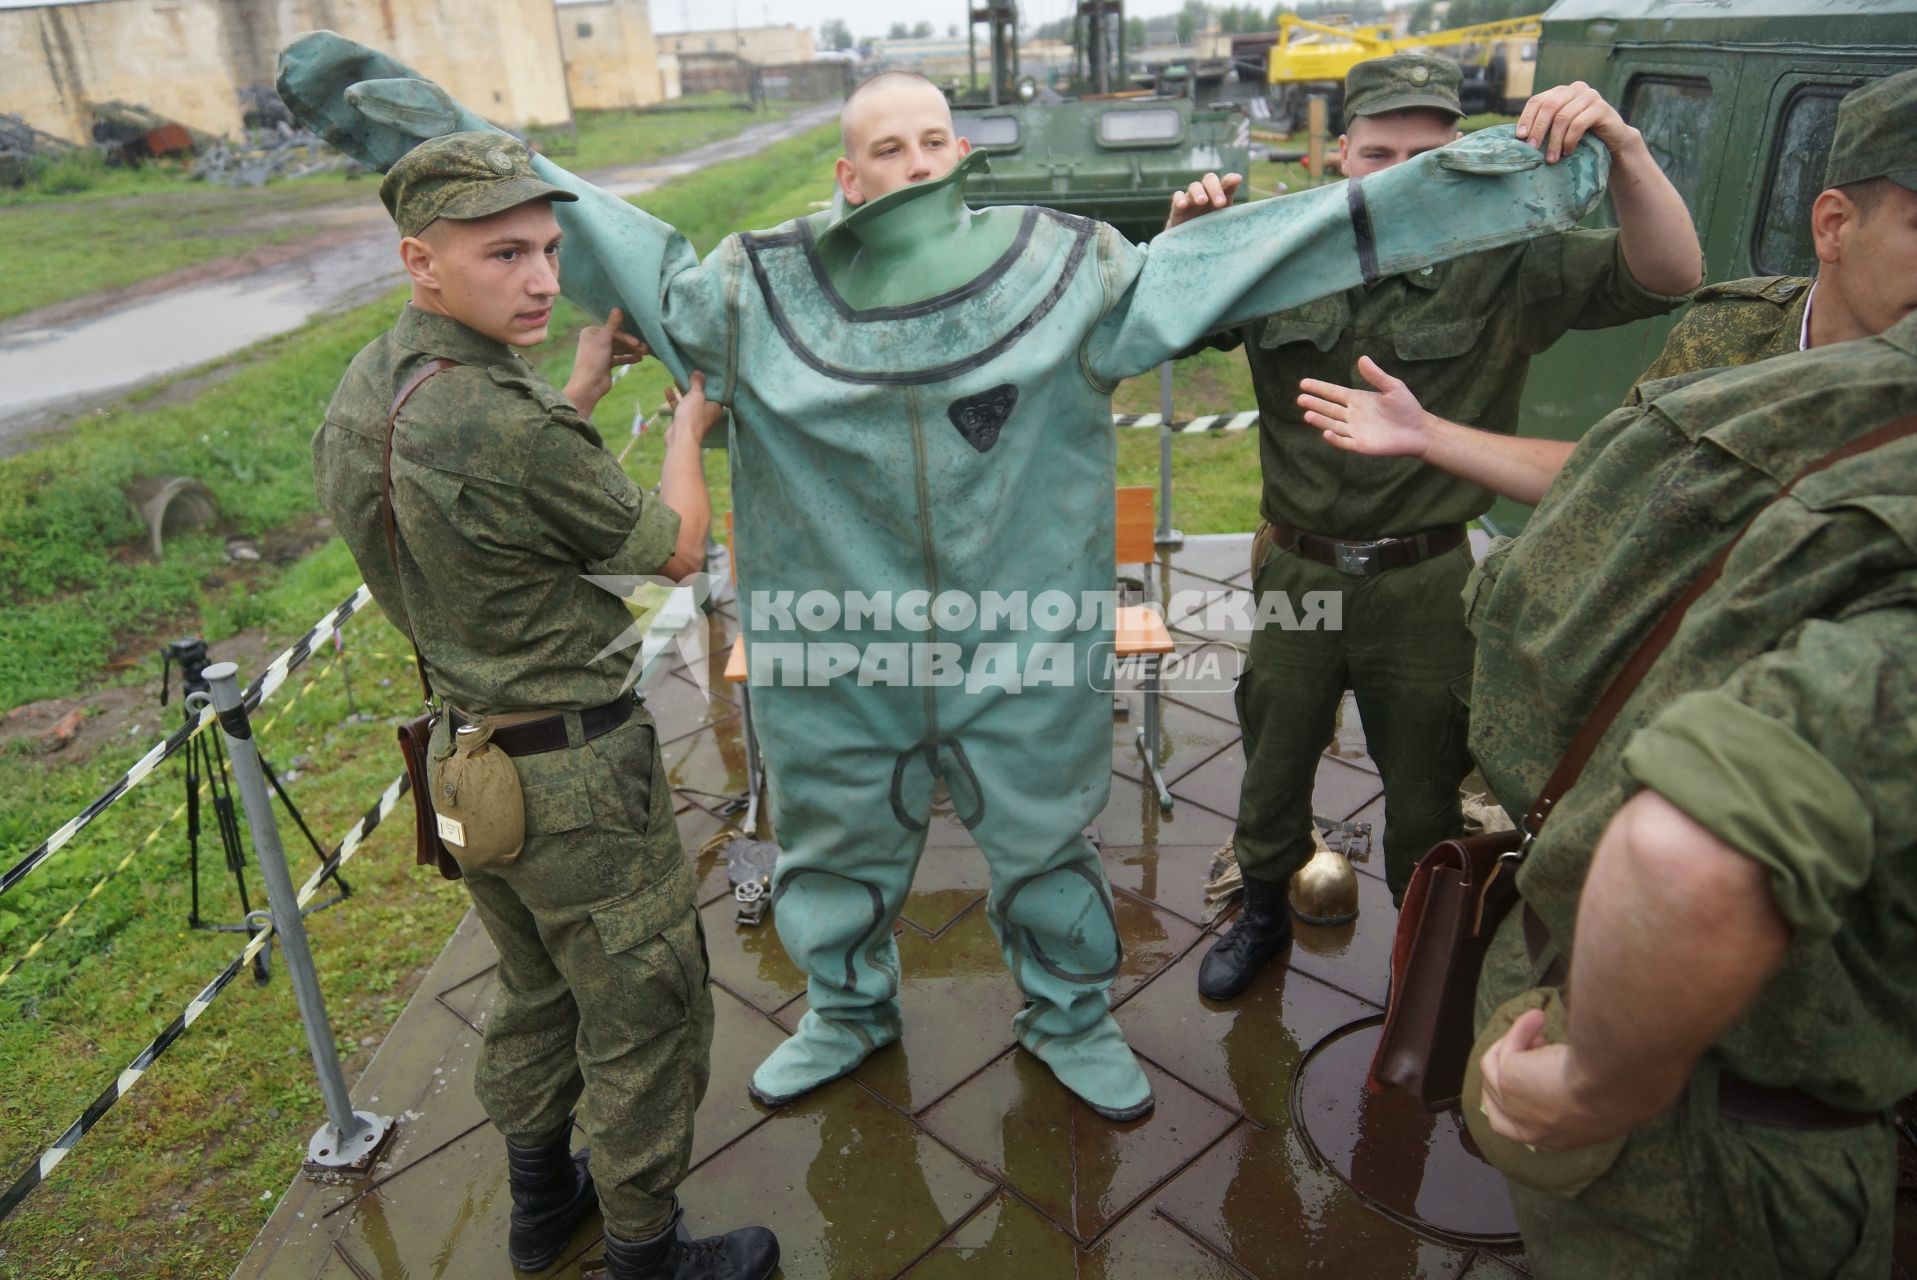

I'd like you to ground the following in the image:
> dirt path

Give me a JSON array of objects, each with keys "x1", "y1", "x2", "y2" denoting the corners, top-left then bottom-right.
[{"x1": 0, "y1": 103, "x2": 837, "y2": 458}]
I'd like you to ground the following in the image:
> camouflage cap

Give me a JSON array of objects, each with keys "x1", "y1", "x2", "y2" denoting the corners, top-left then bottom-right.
[
  {"x1": 1824, "y1": 68, "x2": 1917, "y2": 192},
  {"x1": 1344, "y1": 55, "x2": 1463, "y2": 121},
  {"x1": 379, "y1": 131, "x2": 577, "y2": 239}
]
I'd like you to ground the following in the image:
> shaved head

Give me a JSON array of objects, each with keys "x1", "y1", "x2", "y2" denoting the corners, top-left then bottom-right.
[
  {"x1": 840, "y1": 71, "x2": 948, "y2": 152},
  {"x1": 835, "y1": 70, "x2": 970, "y2": 207}
]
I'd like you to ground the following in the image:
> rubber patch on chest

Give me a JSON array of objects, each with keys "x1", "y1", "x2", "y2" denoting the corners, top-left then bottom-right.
[{"x1": 948, "y1": 384, "x2": 1019, "y2": 453}]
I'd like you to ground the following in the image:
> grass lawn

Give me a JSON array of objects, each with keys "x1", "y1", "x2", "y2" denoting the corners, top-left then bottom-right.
[
  {"x1": 527, "y1": 100, "x2": 800, "y2": 172},
  {"x1": 0, "y1": 104, "x2": 800, "y2": 324},
  {"x1": 0, "y1": 175, "x2": 369, "y2": 323},
  {"x1": 0, "y1": 114, "x2": 1279, "y2": 1276}
]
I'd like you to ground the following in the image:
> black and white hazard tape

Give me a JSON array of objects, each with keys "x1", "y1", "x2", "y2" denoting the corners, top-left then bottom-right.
[
  {"x1": 0, "y1": 586, "x2": 377, "y2": 901},
  {"x1": 0, "y1": 772, "x2": 407, "y2": 1223},
  {"x1": 1112, "y1": 411, "x2": 1260, "y2": 433}
]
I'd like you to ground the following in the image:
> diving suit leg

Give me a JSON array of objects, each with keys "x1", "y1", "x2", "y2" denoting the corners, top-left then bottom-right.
[
  {"x1": 748, "y1": 741, "x2": 933, "y2": 1106},
  {"x1": 948, "y1": 723, "x2": 1154, "y2": 1121}
]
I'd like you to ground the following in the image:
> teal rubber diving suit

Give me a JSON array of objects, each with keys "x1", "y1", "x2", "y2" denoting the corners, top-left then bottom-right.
[{"x1": 278, "y1": 33, "x2": 1609, "y2": 1120}]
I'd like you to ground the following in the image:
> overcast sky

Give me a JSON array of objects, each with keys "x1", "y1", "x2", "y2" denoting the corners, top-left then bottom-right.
[
  {"x1": 638, "y1": 0, "x2": 1200, "y2": 38},
  {"x1": 0, "y1": 0, "x2": 1206, "y2": 40}
]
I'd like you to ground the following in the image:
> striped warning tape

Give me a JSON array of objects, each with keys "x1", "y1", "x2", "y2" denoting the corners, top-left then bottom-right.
[
  {"x1": 0, "y1": 657, "x2": 346, "y2": 989},
  {"x1": 0, "y1": 586, "x2": 376, "y2": 902},
  {"x1": 1111, "y1": 410, "x2": 1260, "y2": 433},
  {"x1": 0, "y1": 772, "x2": 408, "y2": 1224}
]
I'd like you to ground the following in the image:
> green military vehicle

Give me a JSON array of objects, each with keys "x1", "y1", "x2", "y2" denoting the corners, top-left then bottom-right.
[
  {"x1": 948, "y1": 1, "x2": 1251, "y2": 243},
  {"x1": 1490, "y1": 0, "x2": 1917, "y2": 531}
]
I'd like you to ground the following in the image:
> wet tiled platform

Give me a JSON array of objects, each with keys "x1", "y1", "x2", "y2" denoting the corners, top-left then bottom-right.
[{"x1": 228, "y1": 534, "x2": 1707, "y2": 1278}]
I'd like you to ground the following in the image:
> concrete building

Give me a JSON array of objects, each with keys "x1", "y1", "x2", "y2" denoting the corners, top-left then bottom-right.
[
  {"x1": 0, "y1": 0, "x2": 575, "y2": 146},
  {"x1": 656, "y1": 22, "x2": 813, "y2": 67},
  {"x1": 558, "y1": 0, "x2": 671, "y2": 108}
]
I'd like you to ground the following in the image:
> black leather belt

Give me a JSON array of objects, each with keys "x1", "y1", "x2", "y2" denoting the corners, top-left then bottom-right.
[
  {"x1": 1269, "y1": 522, "x2": 1465, "y2": 576},
  {"x1": 1520, "y1": 904, "x2": 1877, "y2": 1131},
  {"x1": 449, "y1": 692, "x2": 635, "y2": 758}
]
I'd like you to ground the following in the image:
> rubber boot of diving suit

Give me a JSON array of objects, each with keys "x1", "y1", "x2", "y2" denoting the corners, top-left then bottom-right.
[
  {"x1": 504, "y1": 1127, "x2": 597, "y2": 1273},
  {"x1": 601, "y1": 1204, "x2": 779, "y2": 1280}
]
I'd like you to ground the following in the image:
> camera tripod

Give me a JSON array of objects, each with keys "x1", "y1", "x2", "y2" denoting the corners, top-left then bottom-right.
[{"x1": 161, "y1": 638, "x2": 349, "y2": 982}]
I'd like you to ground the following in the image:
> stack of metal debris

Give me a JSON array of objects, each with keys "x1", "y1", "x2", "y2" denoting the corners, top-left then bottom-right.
[
  {"x1": 0, "y1": 113, "x2": 76, "y2": 187},
  {"x1": 89, "y1": 100, "x2": 217, "y2": 164},
  {"x1": 193, "y1": 85, "x2": 358, "y2": 187}
]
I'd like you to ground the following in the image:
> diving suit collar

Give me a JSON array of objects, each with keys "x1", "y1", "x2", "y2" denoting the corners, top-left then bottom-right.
[{"x1": 820, "y1": 149, "x2": 992, "y2": 258}]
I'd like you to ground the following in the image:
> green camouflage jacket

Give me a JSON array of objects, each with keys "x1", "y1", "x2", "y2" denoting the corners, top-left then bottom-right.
[
  {"x1": 313, "y1": 305, "x2": 680, "y2": 714},
  {"x1": 1632, "y1": 274, "x2": 1811, "y2": 393},
  {"x1": 1467, "y1": 309, "x2": 1917, "y2": 1110}
]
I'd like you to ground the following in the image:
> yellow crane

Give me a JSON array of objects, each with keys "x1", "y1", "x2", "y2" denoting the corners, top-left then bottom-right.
[{"x1": 1264, "y1": 13, "x2": 1542, "y2": 131}]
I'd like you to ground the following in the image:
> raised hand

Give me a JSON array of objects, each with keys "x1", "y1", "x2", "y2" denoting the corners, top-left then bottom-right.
[
  {"x1": 1164, "y1": 171, "x2": 1245, "y2": 231},
  {"x1": 1516, "y1": 81, "x2": 1635, "y2": 165},
  {"x1": 1296, "y1": 356, "x2": 1430, "y2": 457},
  {"x1": 566, "y1": 306, "x2": 649, "y2": 419}
]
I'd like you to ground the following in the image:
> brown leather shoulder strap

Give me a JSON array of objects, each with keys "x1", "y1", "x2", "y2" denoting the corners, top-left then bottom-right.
[
  {"x1": 382, "y1": 357, "x2": 458, "y2": 703},
  {"x1": 1525, "y1": 412, "x2": 1917, "y2": 837}
]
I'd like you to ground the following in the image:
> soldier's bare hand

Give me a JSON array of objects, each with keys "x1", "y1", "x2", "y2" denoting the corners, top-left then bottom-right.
[
  {"x1": 566, "y1": 306, "x2": 649, "y2": 419},
  {"x1": 1297, "y1": 356, "x2": 1429, "y2": 457},
  {"x1": 1164, "y1": 172, "x2": 1244, "y2": 231},
  {"x1": 1477, "y1": 1008, "x2": 1619, "y2": 1151},
  {"x1": 1517, "y1": 81, "x2": 1632, "y2": 164},
  {"x1": 670, "y1": 371, "x2": 726, "y2": 444}
]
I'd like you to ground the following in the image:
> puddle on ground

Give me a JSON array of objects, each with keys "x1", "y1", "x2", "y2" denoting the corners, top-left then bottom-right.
[{"x1": 0, "y1": 234, "x2": 402, "y2": 446}]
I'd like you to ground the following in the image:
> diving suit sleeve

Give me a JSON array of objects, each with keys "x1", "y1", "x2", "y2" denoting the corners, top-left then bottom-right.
[
  {"x1": 275, "y1": 31, "x2": 734, "y2": 394},
  {"x1": 1084, "y1": 127, "x2": 1613, "y2": 385}
]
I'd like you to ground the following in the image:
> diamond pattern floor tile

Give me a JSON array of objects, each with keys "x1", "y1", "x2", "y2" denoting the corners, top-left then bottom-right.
[
  {"x1": 660, "y1": 717, "x2": 753, "y2": 805},
  {"x1": 700, "y1": 893, "x2": 808, "y2": 1013},
  {"x1": 676, "y1": 800, "x2": 748, "y2": 908},
  {"x1": 1101, "y1": 844, "x2": 1224, "y2": 928},
  {"x1": 900, "y1": 840, "x2": 991, "y2": 936},
  {"x1": 1083, "y1": 1204, "x2": 1245, "y2": 1279},
  {"x1": 852, "y1": 909, "x2": 1025, "y2": 1115},
  {"x1": 1111, "y1": 700, "x2": 1241, "y2": 789},
  {"x1": 1111, "y1": 890, "x2": 1203, "y2": 1004},
  {"x1": 691, "y1": 986, "x2": 785, "y2": 1167},
  {"x1": 328, "y1": 1129, "x2": 602, "y2": 1280},
  {"x1": 1096, "y1": 773, "x2": 1236, "y2": 850},
  {"x1": 676, "y1": 1080, "x2": 995, "y2": 1280},
  {"x1": 1153, "y1": 1123, "x2": 1474, "y2": 1280},
  {"x1": 920, "y1": 1053, "x2": 1237, "y2": 1243},
  {"x1": 1117, "y1": 947, "x2": 1378, "y2": 1128},
  {"x1": 900, "y1": 1190, "x2": 1082, "y2": 1277}
]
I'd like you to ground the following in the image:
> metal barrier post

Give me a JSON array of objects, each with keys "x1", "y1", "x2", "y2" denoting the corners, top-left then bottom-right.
[
  {"x1": 199, "y1": 662, "x2": 391, "y2": 1175},
  {"x1": 1155, "y1": 362, "x2": 1185, "y2": 550}
]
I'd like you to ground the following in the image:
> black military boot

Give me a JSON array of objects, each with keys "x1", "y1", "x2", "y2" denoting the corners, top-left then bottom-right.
[
  {"x1": 505, "y1": 1127, "x2": 598, "y2": 1273},
  {"x1": 602, "y1": 1204, "x2": 779, "y2": 1280},
  {"x1": 1197, "y1": 873, "x2": 1293, "y2": 1000}
]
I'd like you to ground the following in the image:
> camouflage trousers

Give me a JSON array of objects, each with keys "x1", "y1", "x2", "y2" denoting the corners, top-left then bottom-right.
[
  {"x1": 430, "y1": 710, "x2": 715, "y2": 1240},
  {"x1": 1229, "y1": 526, "x2": 1476, "y2": 903}
]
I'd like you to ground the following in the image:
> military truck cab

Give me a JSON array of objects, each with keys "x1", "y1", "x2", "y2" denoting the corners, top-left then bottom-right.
[{"x1": 1495, "y1": 0, "x2": 1917, "y2": 531}]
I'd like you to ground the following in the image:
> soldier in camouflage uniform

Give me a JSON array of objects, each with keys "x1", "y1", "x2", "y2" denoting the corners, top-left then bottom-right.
[
  {"x1": 1637, "y1": 68, "x2": 1917, "y2": 384},
  {"x1": 310, "y1": 133, "x2": 778, "y2": 1280},
  {"x1": 1300, "y1": 69, "x2": 1917, "y2": 505},
  {"x1": 1167, "y1": 56, "x2": 1702, "y2": 1000},
  {"x1": 1457, "y1": 305, "x2": 1917, "y2": 1279}
]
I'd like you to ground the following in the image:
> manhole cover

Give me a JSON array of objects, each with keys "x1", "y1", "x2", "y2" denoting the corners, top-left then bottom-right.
[{"x1": 1292, "y1": 1015, "x2": 1520, "y2": 1246}]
